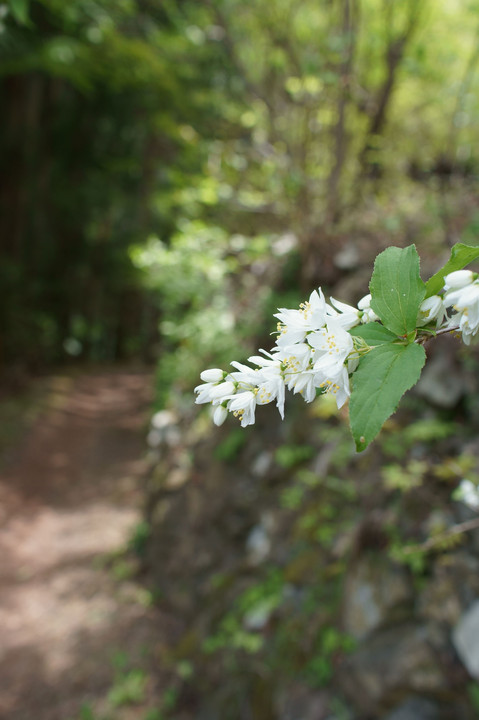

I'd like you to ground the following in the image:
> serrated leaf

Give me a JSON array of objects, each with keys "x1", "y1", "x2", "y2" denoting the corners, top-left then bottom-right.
[
  {"x1": 350, "y1": 323, "x2": 397, "y2": 345},
  {"x1": 349, "y1": 342, "x2": 426, "y2": 452},
  {"x1": 369, "y1": 245, "x2": 426, "y2": 336},
  {"x1": 425, "y1": 242, "x2": 479, "y2": 298}
]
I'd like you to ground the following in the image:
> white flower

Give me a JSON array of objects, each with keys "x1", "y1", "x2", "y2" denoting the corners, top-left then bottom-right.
[
  {"x1": 230, "y1": 361, "x2": 261, "y2": 387},
  {"x1": 287, "y1": 368, "x2": 317, "y2": 403},
  {"x1": 444, "y1": 281, "x2": 479, "y2": 344},
  {"x1": 194, "y1": 381, "x2": 217, "y2": 404},
  {"x1": 328, "y1": 297, "x2": 361, "y2": 330},
  {"x1": 195, "y1": 377, "x2": 236, "y2": 404},
  {"x1": 257, "y1": 366, "x2": 286, "y2": 419},
  {"x1": 308, "y1": 321, "x2": 354, "y2": 375},
  {"x1": 444, "y1": 282, "x2": 479, "y2": 310},
  {"x1": 455, "y1": 479, "x2": 479, "y2": 510},
  {"x1": 227, "y1": 390, "x2": 258, "y2": 427},
  {"x1": 417, "y1": 295, "x2": 445, "y2": 328},
  {"x1": 247, "y1": 352, "x2": 286, "y2": 419},
  {"x1": 278, "y1": 342, "x2": 312, "y2": 374},
  {"x1": 200, "y1": 368, "x2": 225, "y2": 383},
  {"x1": 274, "y1": 288, "x2": 328, "y2": 347},
  {"x1": 278, "y1": 343, "x2": 316, "y2": 402},
  {"x1": 444, "y1": 270, "x2": 475, "y2": 291},
  {"x1": 357, "y1": 293, "x2": 379, "y2": 323},
  {"x1": 213, "y1": 404, "x2": 228, "y2": 426},
  {"x1": 208, "y1": 380, "x2": 237, "y2": 402},
  {"x1": 315, "y1": 364, "x2": 350, "y2": 409}
]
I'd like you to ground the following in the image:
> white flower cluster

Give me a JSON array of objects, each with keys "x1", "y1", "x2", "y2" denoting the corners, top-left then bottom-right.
[
  {"x1": 415, "y1": 270, "x2": 479, "y2": 342},
  {"x1": 195, "y1": 289, "x2": 369, "y2": 427},
  {"x1": 443, "y1": 270, "x2": 479, "y2": 344},
  {"x1": 195, "y1": 268, "x2": 479, "y2": 428}
]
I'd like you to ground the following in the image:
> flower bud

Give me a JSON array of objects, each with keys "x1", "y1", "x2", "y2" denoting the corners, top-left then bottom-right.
[
  {"x1": 357, "y1": 294, "x2": 372, "y2": 310},
  {"x1": 444, "y1": 270, "x2": 474, "y2": 291},
  {"x1": 418, "y1": 295, "x2": 444, "y2": 325},
  {"x1": 213, "y1": 405, "x2": 228, "y2": 426},
  {"x1": 200, "y1": 368, "x2": 225, "y2": 383},
  {"x1": 208, "y1": 380, "x2": 235, "y2": 400}
]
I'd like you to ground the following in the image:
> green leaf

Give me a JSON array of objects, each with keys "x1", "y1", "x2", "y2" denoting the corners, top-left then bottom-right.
[
  {"x1": 349, "y1": 342, "x2": 426, "y2": 452},
  {"x1": 369, "y1": 245, "x2": 426, "y2": 337},
  {"x1": 425, "y1": 243, "x2": 479, "y2": 298},
  {"x1": 8, "y1": 0, "x2": 30, "y2": 25},
  {"x1": 350, "y1": 323, "x2": 397, "y2": 345}
]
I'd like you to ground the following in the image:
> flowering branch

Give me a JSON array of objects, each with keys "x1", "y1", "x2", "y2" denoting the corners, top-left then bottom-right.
[{"x1": 195, "y1": 243, "x2": 479, "y2": 451}]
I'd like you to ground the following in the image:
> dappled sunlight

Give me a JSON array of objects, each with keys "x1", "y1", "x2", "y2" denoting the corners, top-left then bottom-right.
[{"x1": 3, "y1": 0, "x2": 479, "y2": 717}]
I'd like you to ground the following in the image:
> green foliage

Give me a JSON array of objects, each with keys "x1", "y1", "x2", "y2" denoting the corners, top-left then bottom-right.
[
  {"x1": 214, "y1": 428, "x2": 247, "y2": 462},
  {"x1": 350, "y1": 342, "x2": 426, "y2": 452},
  {"x1": 7, "y1": 0, "x2": 30, "y2": 25},
  {"x1": 203, "y1": 570, "x2": 283, "y2": 655},
  {"x1": 280, "y1": 485, "x2": 305, "y2": 510},
  {"x1": 382, "y1": 460, "x2": 428, "y2": 492},
  {"x1": 4, "y1": 0, "x2": 479, "y2": 380},
  {"x1": 128, "y1": 520, "x2": 151, "y2": 557},
  {"x1": 369, "y1": 245, "x2": 425, "y2": 337},
  {"x1": 76, "y1": 705, "x2": 104, "y2": 720},
  {"x1": 131, "y1": 226, "x2": 275, "y2": 406},
  {"x1": 304, "y1": 628, "x2": 356, "y2": 688},
  {"x1": 425, "y1": 242, "x2": 479, "y2": 298},
  {"x1": 390, "y1": 542, "x2": 428, "y2": 575},
  {"x1": 468, "y1": 683, "x2": 479, "y2": 713},
  {"x1": 107, "y1": 668, "x2": 147, "y2": 707},
  {"x1": 275, "y1": 444, "x2": 314, "y2": 469},
  {"x1": 350, "y1": 323, "x2": 397, "y2": 346},
  {"x1": 380, "y1": 417, "x2": 457, "y2": 458}
]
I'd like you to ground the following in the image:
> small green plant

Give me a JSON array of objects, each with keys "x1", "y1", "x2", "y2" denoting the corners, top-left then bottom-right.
[
  {"x1": 468, "y1": 683, "x2": 479, "y2": 713},
  {"x1": 214, "y1": 428, "x2": 247, "y2": 461},
  {"x1": 108, "y1": 669, "x2": 148, "y2": 707},
  {"x1": 76, "y1": 705, "x2": 103, "y2": 720},
  {"x1": 129, "y1": 520, "x2": 152, "y2": 557},
  {"x1": 382, "y1": 459, "x2": 428, "y2": 492},
  {"x1": 275, "y1": 444, "x2": 314, "y2": 469},
  {"x1": 280, "y1": 485, "x2": 305, "y2": 509},
  {"x1": 203, "y1": 571, "x2": 284, "y2": 655},
  {"x1": 304, "y1": 627, "x2": 356, "y2": 687}
]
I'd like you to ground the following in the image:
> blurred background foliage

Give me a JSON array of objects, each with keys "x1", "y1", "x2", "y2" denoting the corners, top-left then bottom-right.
[
  {"x1": 3, "y1": 0, "x2": 479, "y2": 398},
  {"x1": 4, "y1": 1, "x2": 479, "y2": 718}
]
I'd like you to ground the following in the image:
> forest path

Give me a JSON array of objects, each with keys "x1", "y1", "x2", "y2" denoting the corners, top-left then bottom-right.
[{"x1": 0, "y1": 369, "x2": 172, "y2": 720}]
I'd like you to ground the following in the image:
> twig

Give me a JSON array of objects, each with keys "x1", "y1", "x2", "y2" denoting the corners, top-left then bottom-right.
[
  {"x1": 400, "y1": 516, "x2": 479, "y2": 555},
  {"x1": 416, "y1": 326, "x2": 460, "y2": 345}
]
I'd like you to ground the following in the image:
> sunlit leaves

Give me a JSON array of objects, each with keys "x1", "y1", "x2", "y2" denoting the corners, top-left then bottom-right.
[
  {"x1": 369, "y1": 245, "x2": 426, "y2": 337},
  {"x1": 7, "y1": 0, "x2": 30, "y2": 25},
  {"x1": 425, "y1": 242, "x2": 479, "y2": 298}
]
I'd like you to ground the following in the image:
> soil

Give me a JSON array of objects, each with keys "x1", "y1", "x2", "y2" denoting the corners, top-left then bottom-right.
[{"x1": 0, "y1": 369, "x2": 174, "y2": 720}]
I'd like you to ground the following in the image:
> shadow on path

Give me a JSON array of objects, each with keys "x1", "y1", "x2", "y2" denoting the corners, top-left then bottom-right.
[{"x1": 0, "y1": 369, "x2": 175, "y2": 720}]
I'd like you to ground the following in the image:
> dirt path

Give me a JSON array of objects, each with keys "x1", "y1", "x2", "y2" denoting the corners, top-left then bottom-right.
[{"x1": 0, "y1": 369, "x2": 172, "y2": 720}]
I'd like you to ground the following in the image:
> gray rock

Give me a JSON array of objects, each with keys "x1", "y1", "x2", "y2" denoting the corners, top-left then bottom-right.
[
  {"x1": 245, "y1": 512, "x2": 275, "y2": 565},
  {"x1": 275, "y1": 683, "x2": 337, "y2": 720},
  {"x1": 334, "y1": 243, "x2": 360, "y2": 270},
  {"x1": 342, "y1": 555, "x2": 413, "y2": 640},
  {"x1": 251, "y1": 450, "x2": 273, "y2": 478},
  {"x1": 419, "y1": 553, "x2": 479, "y2": 626},
  {"x1": 415, "y1": 350, "x2": 467, "y2": 408},
  {"x1": 340, "y1": 623, "x2": 447, "y2": 714},
  {"x1": 384, "y1": 697, "x2": 441, "y2": 720},
  {"x1": 452, "y1": 600, "x2": 479, "y2": 679}
]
